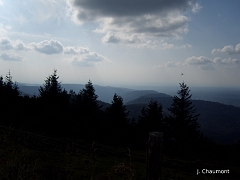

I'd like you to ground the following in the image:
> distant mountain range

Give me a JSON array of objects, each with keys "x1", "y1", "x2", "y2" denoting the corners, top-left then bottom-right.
[
  {"x1": 18, "y1": 83, "x2": 133, "y2": 103},
  {"x1": 124, "y1": 93, "x2": 240, "y2": 144},
  {"x1": 18, "y1": 83, "x2": 240, "y2": 144},
  {"x1": 18, "y1": 83, "x2": 240, "y2": 107}
]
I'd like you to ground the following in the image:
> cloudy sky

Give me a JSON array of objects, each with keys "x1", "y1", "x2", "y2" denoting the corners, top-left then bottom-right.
[{"x1": 0, "y1": 0, "x2": 239, "y2": 88}]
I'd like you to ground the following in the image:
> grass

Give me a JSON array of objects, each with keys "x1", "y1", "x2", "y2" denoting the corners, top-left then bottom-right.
[{"x1": 0, "y1": 126, "x2": 239, "y2": 179}]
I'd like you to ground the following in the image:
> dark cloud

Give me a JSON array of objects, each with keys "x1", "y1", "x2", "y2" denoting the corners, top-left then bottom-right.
[
  {"x1": 72, "y1": 0, "x2": 192, "y2": 20},
  {"x1": 68, "y1": 0, "x2": 199, "y2": 46},
  {"x1": 30, "y1": 39, "x2": 63, "y2": 54},
  {"x1": 0, "y1": 52, "x2": 23, "y2": 61}
]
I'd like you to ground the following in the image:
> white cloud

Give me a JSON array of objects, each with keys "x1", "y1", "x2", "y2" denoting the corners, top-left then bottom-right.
[
  {"x1": 64, "y1": 45, "x2": 110, "y2": 66},
  {"x1": 67, "y1": 0, "x2": 200, "y2": 47},
  {"x1": 191, "y1": 2, "x2": 202, "y2": 13},
  {"x1": 185, "y1": 56, "x2": 214, "y2": 70},
  {"x1": 0, "y1": 36, "x2": 109, "y2": 66},
  {"x1": 64, "y1": 46, "x2": 90, "y2": 54},
  {"x1": 0, "y1": 0, "x2": 3, "y2": 6},
  {"x1": 72, "y1": 52, "x2": 108, "y2": 66},
  {"x1": 214, "y1": 57, "x2": 240, "y2": 64},
  {"x1": 16, "y1": 15, "x2": 27, "y2": 26},
  {"x1": 166, "y1": 61, "x2": 183, "y2": 67},
  {"x1": 156, "y1": 56, "x2": 239, "y2": 70},
  {"x1": 0, "y1": 37, "x2": 30, "y2": 50},
  {"x1": 0, "y1": 37, "x2": 13, "y2": 50},
  {"x1": 185, "y1": 56, "x2": 239, "y2": 70},
  {"x1": 30, "y1": 39, "x2": 63, "y2": 54},
  {"x1": 101, "y1": 32, "x2": 138, "y2": 44},
  {"x1": 0, "y1": 24, "x2": 11, "y2": 34},
  {"x1": 0, "y1": 52, "x2": 23, "y2": 61},
  {"x1": 212, "y1": 44, "x2": 240, "y2": 55},
  {"x1": 15, "y1": 40, "x2": 30, "y2": 50},
  {"x1": 154, "y1": 61, "x2": 183, "y2": 69},
  {"x1": 185, "y1": 56, "x2": 212, "y2": 65}
]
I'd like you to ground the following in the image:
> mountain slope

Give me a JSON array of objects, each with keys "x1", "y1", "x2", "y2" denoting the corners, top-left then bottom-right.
[
  {"x1": 126, "y1": 94, "x2": 240, "y2": 144},
  {"x1": 121, "y1": 90, "x2": 160, "y2": 103}
]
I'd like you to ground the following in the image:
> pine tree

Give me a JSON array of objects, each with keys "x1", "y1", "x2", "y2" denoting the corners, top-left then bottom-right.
[
  {"x1": 167, "y1": 82, "x2": 200, "y2": 143},
  {"x1": 76, "y1": 80, "x2": 102, "y2": 140},
  {"x1": 0, "y1": 71, "x2": 20, "y2": 126},
  {"x1": 39, "y1": 70, "x2": 70, "y2": 106},
  {"x1": 77, "y1": 80, "x2": 101, "y2": 113},
  {"x1": 38, "y1": 70, "x2": 70, "y2": 136},
  {"x1": 105, "y1": 93, "x2": 129, "y2": 145},
  {"x1": 105, "y1": 93, "x2": 129, "y2": 128},
  {"x1": 4, "y1": 70, "x2": 20, "y2": 97},
  {"x1": 0, "y1": 76, "x2": 4, "y2": 98},
  {"x1": 138, "y1": 100, "x2": 164, "y2": 132},
  {"x1": 39, "y1": 69, "x2": 63, "y2": 103}
]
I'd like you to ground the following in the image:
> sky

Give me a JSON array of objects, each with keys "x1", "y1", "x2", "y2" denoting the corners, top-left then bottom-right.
[{"x1": 0, "y1": 0, "x2": 240, "y2": 89}]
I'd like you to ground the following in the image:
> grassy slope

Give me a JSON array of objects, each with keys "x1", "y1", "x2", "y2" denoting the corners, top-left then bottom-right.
[{"x1": 1, "y1": 126, "x2": 239, "y2": 180}]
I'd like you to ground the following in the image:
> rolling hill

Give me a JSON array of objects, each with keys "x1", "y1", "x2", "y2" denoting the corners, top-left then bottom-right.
[{"x1": 125, "y1": 93, "x2": 240, "y2": 144}]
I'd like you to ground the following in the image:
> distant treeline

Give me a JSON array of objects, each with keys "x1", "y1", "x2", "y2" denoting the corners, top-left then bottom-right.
[{"x1": 0, "y1": 70, "x2": 213, "y2": 155}]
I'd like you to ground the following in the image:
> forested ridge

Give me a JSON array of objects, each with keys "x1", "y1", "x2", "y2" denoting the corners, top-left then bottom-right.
[
  {"x1": 1, "y1": 70, "x2": 240, "y2": 179},
  {"x1": 0, "y1": 70, "x2": 202, "y2": 147}
]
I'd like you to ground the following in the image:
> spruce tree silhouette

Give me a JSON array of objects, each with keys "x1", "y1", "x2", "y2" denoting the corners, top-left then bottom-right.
[
  {"x1": 0, "y1": 71, "x2": 20, "y2": 127},
  {"x1": 138, "y1": 100, "x2": 164, "y2": 133},
  {"x1": 106, "y1": 93, "x2": 129, "y2": 127},
  {"x1": 38, "y1": 70, "x2": 70, "y2": 136},
  {"x1": 105, "y1": 94, "x2": 129, "y2": 145},
  {"x1": 4, "y1": 70, "x2": 20, "y2": 98},
  {"x1": 78, "y1": 80, "x2": 101, "y2": 114},
  {"x1": 167, "y1": 82, "x2": 200, "y2": 146},
  {"x1": 0, "y1": 76, "x2": 4, "y2": 99},
  {"x1": 137, "y1": 100, "x2": 165, "y2": 147},
  {"x1": 39, "y1": 70, "x2": 63, "y2": 105},
  {"x1": 76, "y1": 80, "x2": 102, "y2": 140}
]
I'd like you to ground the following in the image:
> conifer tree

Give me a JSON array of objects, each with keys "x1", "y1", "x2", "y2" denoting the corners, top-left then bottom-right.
[
  {"x1": 4, "y1": 70, "x2": 20, "y2": 97},
  {"x1": 38, "y1": 70, "x2": 70, "y2": 136},
  {"x1": 39, "y1": 69, "x2": 63, "y2": 103},
  {"x1": 105, "y1": 93, "x2": 129, "y2": 128},
  {"x1": 0, "y1": 71, "x2": 20, "y2": 126},
  {"x1": 105, "y1": 93, "x2": 129, "y2": 145},
  {"x1": 39, "y1": 70, "x2": 70, "y2": 106},
  {"x1": 75, "y1": 80, "x2": 102, "y2": 140},
  {"x1": 138, "y1": 100, "x2": 164, "y2": 132},
  {"x1": 77, "y1": 80, "x2": 101, "y2": 113},
  {"x1": 167, "y1": 82, "x2": 200, "y2": 143},
  {"x1": 0, "y1": 76, "x2": 4, "y2": 97}
]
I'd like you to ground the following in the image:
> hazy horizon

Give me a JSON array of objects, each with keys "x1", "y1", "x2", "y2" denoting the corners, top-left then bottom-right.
[{"x1": 17, "y1": 80, "x2": 240, "y2": 90}]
